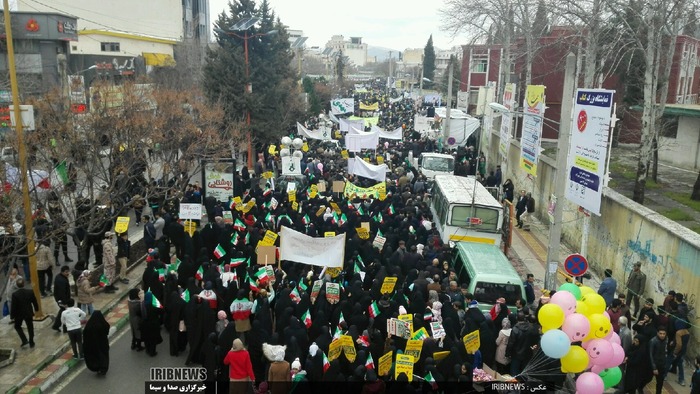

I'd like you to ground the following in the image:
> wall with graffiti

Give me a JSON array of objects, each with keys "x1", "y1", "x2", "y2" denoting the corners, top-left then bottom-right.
[{"x1": 489, "y1": 131, "x2": 700, "y2": 359}]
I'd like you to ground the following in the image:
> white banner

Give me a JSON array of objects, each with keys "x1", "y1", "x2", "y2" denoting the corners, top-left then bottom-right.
[
  {"x1": 519, "y1": 85, "x2": 545, "y2": 176},
  {"x1": 498, "y1": 83, "x2": 516, "y2": 157},
  {"x1": 179, "y1": 203, "x2": 202, "y2": 220},
  {"x1": 339, "y1": 118, "x2": 365, "y2": 132},
  {"x1": 328, "y1": 111, "x2": 340, "y2": 124},
  {"x1": 565, "y1": 89, "x2": 615, "y2": 216},
  {"x1": 371, "y1": 125, "x2": 404, "y2": 140},
  {"x1": 281, "y1": 156, "x2": 302, "y2": 176},
  {"x1": 330, "y1": 98, "x2": 354, "y2": 115},
  {"x1": 279, "y1": 226, "x2": 346, "y2": 268},
  {"x1": 389, "y1": 96, "x2": 403, "y2": 104},
  {"x1": 297, "y1": 122, "x2": 331, "y2": 140},
  {"x1": 347, "y1": 157, "x2": 387, "y2": 182},
  {"x1": 345, "y1": 130, "x2": 380, "y2": 152}
]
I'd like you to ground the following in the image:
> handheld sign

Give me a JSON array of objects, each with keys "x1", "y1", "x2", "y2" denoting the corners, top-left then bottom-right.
[
  {"x1": 395, "y1": 354, "x2": 414, "y2": 381},
  {"x1": 463, "y1": 330, "x2": 481, "y2": 354},
  {"x1": 114, "y1": 216, "x2": 130, "y2": 234},
  {"x1": 380, "y1": 277, "x2": 397, "y2": 294},
  {"x1": 378, "y1": 351, "x2": 393, "y2": 376}
]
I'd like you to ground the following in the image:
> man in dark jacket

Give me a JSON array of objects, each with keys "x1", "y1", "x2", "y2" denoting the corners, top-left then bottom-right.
[
  {"x1": 506, "y1": 313, "x2": 536, "y2": 376},
  {"x1": 11, "y1": 278, "x2": 39, "y2": 347},
  {"x1": 142, "y1": 215, "x2": 156, "y2": 249},
  {"x1": 515, "y1": 191, "x2": 527, "y2": 228},
  {"x1": 649, "y1": 327, "x2": 668, "y2": 394},
  {"x1": 52, "y1": 265, "x2": 72, "y2": 331},
  {"x1": 117, "y1": 232, "x2": 130, "y2": 284}
]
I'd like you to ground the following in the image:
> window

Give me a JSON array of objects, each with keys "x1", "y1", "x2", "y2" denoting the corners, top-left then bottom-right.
[
  {"x1": 450, "y1": 206, "x2": 499, "y2": 232},
  {"x1": 100, "y1": 42, "x2": 120, "y2": 52},
  {"x1": 472, "y1": 55, "x2": 488, "y2": 73},
  {"x1": 474, "y1": 282, "x2": 522, "y2": 305},
  {"x1": 659, "y1": 115, "x2": 678, "y2": 139}
]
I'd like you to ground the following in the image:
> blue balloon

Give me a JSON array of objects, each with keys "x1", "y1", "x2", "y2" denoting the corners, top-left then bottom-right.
[{"x1": 541, "y1": 329, "x2": 571, "y2": 359}]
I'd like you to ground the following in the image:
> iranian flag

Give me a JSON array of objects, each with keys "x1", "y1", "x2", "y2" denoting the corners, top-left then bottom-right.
[
  {"x1": 357, "y1": 205, "x2": 366, "y2": 216},
  {"x1": 356, "y1": 255, "x2": 364, "y2": 267},
  {"x1": 333, "y1": 326, "x2": 342, "y2": 340},
  {"x1": 373, "y1": 212, "x2": 383, "y2": 224},
  {"x1": 339, "y1": 311, "x2": 346, "y2": 326},
  {"x1": 298, "y1": 280, "x2": 308, "y2": 292},
  {"x1": 368, "y1": 301, "x2": 380, "y2": 318},
  {"x1": 231, "y1": 232, "x2": 240, "y2": 245},
  {"x1": 231, "y1": 270, "x2": 238, "y2": 284},
  {"x1": 387, "y1": 204, "x2": 396, "y2": 215},
  {"x1": 377, "y1": 229, "x2": 384, "y2": 238},
  {"x1": 156, "y1": 267, "x2": 165, "y2": 282},
  {"x1": 263, "y1": 186, "x2": 272, "y2": 196},
  {"x1": 233, "y1": 218, "x2": 246, "y2": 231},
  {"x1": 230, "y1": 257, "x2": 247, "y2": 267},
  {"x1": 249, "y1": 278, "x2": 259, "y2": 292},
  {"x1": 301, "y1": 309, "x2": 312, "y2": 329},
  {"x1": 98, "y1": 274, "x2": 109, "y2": 287},
  {"x1": 322, "y1": 352, "x2": 330, "y2": 373},
  {"x1": 412, "y1": 327, "x2": 429, "y2": 341},
  {"x1": 338, "y1": 213, "x2": 347, "y2": 226},
  {"x1": 301, "y1": 214, "x2": 311, "y2": 225},
  {"x1": 195, "y1": 266, "x2": 204, "y2": 280},
  {"x1": 358, "y1": 335, "x2": 369, "y2": 348},
  {"x1": 213, "y1": 244, "x2": 226, "y2": 259},
  {"x1": 354, "y1": 262, "x2": 362, "y2": 274},
  {"x1": 347, "y1": 201, "x2": 354, "y2": 210},
  {"x1": 244, "y1": 232, "x2": 250, "y2": 245},
  {"x1": 217, "y1": 263, "x2": 225, "y2": 273},
  {"x1": 424, "y1": 310, "x2": 433, "y2": 321},
  {"x1": 331, "y1": 212, "x2": 338, "y2": 224},
  {"x1": 365, "y1": 353, "x2": 375, "y2": 370},
  {"x1": 290, "y1": 287, "x2": 301, "y2": 304},
  {"x1": 265, "y1": 212, "x2": 274, "y2": 223},
  {"x1": 424, "y1": 371, "x2": 437, "y2": 389},
  {"x1": 255, "y1": 267, "x2": 268, "y2": 281},
  {"x1": 169, "y1": 258, "x2": 181, "y2": 273},
  {"x1": 152, "y1": 293, "x2": 164, "y2": 309},
  {"x1": 181, "y1": 289, "x2": 190, "y2": 302}
]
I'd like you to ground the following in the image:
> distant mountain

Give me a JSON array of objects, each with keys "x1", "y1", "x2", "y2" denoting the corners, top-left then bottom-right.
[{"x1": 368, "y1": 46, "x2": 400, "y2": 62}]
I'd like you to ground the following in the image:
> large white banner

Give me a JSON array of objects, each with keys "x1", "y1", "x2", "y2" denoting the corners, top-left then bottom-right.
[
  {"x1": 499, "y1": 83, "x2": 516, "y2": 157},
  {"x1": 371, "y1": 125, "x2": 404, "y2": 140},
  {"x1": 519, "y1": 85, "x2": 545, "y2": 176},
  {"x1": 347, "y1": 157, "x2": 388, "y2": 182},
  {"x1": 297, "y1": 122, "x2": 331, "y2": 140},
  {"x1": 339, "y1": 118, "x2": 365, "y2": 132},
  {"x1": 281, "y1": 156, "x2": 302, "y2": 176},
  {"x1": 330, "y1": 98, "x2": 354, "y2": 115},
  {"x1": 279, "y1": 226, "x2": 346, "y2": 268},
  {"x1": 328, "y1": 111, "x2": 340, "y2": 124},
  {"x1": 565, "y1": 89, "x2": 615, "y2": 216},
  {"x1": 345, "y1": 130, "x2": 380, "y2": 152}
]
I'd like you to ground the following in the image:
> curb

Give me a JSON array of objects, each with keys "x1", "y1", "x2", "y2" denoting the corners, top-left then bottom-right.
[{"x1": 6, "y1": 255, "x2": 146, "y2": 394}]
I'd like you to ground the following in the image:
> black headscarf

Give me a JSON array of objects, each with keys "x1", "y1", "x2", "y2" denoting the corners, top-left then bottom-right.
[{"x1": 83, "y1": 311, "x2": 110, "y2": 373}]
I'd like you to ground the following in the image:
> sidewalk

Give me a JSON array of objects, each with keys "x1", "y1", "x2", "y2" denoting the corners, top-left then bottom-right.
[{"x1": 508, "y1": 216, "x2": 685, "y2": 394}]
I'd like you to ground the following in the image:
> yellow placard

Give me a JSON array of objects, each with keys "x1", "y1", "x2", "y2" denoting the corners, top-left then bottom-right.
[
  {"x1": 316, "y1": 206, "x2": 326, "y2": 217},
  {"x1": 343, "y1": 182, "x2": 386, "y2": 199},
  {"x1": 183, "y1": 220, "x2": 197, "y2": 237},
  {"x1": 341, "y1": 150, "x2": 349, "y2": 159},
  {"x1": 324, "y1": 232, "x2": 336, "y2": 237},
  {"x1": 301, "y1": 142, "x2": 309, "y2": 152},
  {"x1": 326, "y1": 267, "x2": 341, "y2": 278},
  {"x1": 378, "y1": 352, "x2": 393, "y2": 377},
  {"x1": 376, "y1": 155, "x2": 384, "y2": 164},
  {"x1": 330, "y1": 202, "x2": 341, "y2": 214},
  {"x1": 328, "y1": 338, "x2": 342, "y2": 361},
  {"x1": 233, "y1": 196, "x2": 242, "y2": 206},
  {"x1": 339, "y1": 335, "x2": 356, "y2": 362},
  {"x1": 288, "y1": 190, "x2": 296, "y2": 202},
  {"x1": 395, "y1": 354, "x2": 414, "y2": 381},
  {"x1": 334, "y1": 131, "x2": 342, "y2": 139},
  {"x1": 463, "y1": 330, "x2": 481, "y2": 354},
  {"x1": 405, "y1": 339, "x2": 423, "y2": 361},
  {"x1": 433, "y1": 350, "x2": 451, "y2": 362},
  {"x1": 356, "y1": 227, "x2": 369, "y2": 240},
  {"x1": 360, "y1": 102, "x2": 379, "y2": 111},
  {"x1": 268, "y1": 145, "x2": 277, "y2": 155},
  {"x1": 258, "y1": 230, "x2": 278, "y2": 247},
  {"x1": 292, "y1": 201, "x2": 299, "y2": 211},
  {"x1": 262, "y1": 171, "x2": 274, "y2": 179},
  {"x1": 380, "y1": 277, "x2": 397, "y2": 294},
  {"x1": 242, "y1": 200, "x2": 255, "y2": 213},
  {"x1": 378, "y1": 191, "x2": 387, "y2": 201},
  {"x1": 309, "y1": 190, "x2": 318, "y2": 199},
  {"x1": 114, "y1": 216, "x2": 130, "y2": 234}
]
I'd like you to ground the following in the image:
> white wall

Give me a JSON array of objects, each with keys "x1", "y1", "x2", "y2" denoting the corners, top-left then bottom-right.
[
  {"x1": 17, "y1": 0, "x2": 183, "y2": 40},
  {"x1": 659, "y1": 116, "x2": 700, "y2": 170},
  {"x1": 70, "y1": 33, "x2": 174, "y2": 57}
]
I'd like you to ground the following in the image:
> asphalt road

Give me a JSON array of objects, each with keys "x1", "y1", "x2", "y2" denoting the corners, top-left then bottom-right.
[{"x1": 49, "y1": 324, "x2": 187, "y2": 394}]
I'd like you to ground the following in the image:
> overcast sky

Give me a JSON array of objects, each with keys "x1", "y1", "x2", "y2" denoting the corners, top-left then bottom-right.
[{"x1": 209, "y1": 0, "x2": 465, "y2": 51}]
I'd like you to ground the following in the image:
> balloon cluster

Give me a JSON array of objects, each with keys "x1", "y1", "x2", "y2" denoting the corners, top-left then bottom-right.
[{"x1": 537, "y1": 283, "x2": 624, "y2": 393}]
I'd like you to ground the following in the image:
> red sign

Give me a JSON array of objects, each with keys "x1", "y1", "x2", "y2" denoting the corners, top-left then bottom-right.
[
  {"x1": 26, "y1": 19, "x2": 40, "y2": 32},
  {"x1": 71, "y1": 104, "x2": 87, "y2": 114},
  {"x1": 564, "y1": 254, "x2": 588, "y2": 276},
  {"x1": 577, "y1": 110, "x2": 587, "y2": 132},
  {"x1": 468, "y1": 217, "x2": 483, "y2": 225}
]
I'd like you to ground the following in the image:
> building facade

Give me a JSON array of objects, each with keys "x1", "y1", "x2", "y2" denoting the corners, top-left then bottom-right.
[{"x1": 324, "y1": 35, "x2": 367, "y2": 67}]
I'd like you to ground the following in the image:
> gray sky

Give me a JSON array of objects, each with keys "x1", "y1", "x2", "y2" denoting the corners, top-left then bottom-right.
[{"x1": 209, "y1": 0, "x2": 465, "y2": 51}]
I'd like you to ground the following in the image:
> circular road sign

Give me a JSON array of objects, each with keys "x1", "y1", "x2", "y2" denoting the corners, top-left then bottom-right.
[{"x1": 564, "y1": 253, "x2": 588, "y2": 277}]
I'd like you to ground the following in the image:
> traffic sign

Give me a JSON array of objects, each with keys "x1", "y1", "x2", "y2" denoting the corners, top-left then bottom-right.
[{"x1": 564, "y1": 253, "x2": 588, "y2": 276}]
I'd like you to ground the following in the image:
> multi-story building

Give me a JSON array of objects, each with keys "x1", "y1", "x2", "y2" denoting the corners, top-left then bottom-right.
[
  {"x1": 324, "y1": 35, "x2": 367, "y2": 67},
  {"x1": 435, "y1": 46, "x2": 463, "y2": 78}
]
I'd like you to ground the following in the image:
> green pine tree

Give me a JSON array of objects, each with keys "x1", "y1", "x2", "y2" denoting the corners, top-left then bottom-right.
[{"x1": 423, "y1": 35, "x2": 436, "y2": 88}]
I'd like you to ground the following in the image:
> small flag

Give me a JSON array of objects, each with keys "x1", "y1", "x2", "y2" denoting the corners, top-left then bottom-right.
[
  {"x1": 195, "y1": 266, "x2": 204, "y2": 281},
  {"x1": 368, "y1": 301, "x2": 380, "y2": 318},
  {"x1": 338, "y1": 213, "x2": 347, "y2": 226},
  {"x1": 365, "y1": 353, "x2": 375, "y2": 370},
  {"x1": 333, "y1": 326, "x2": 342, "y2": 340},
  {"x1": 99, "y1": 274, "x2": 109, "y2": 287},
  {"x1": 181, "y1": 289, "x2": 190, "y2": 302},
  {"x1": 356, "y1": 255, "x2": 365, "y2": 267},
  {"x1": 322, "y1": 352, "x2": 330, "y2": 372},
  {"x1": 255, "y1": 267, "x2": 268, "y2": 280},
  {"x1": 249, "y1": 278, "x2": 259, "y2": 292},
  {"x1": 244, "y1": 232, "x2": 250, "y2": 245},
  {"x1": 373, "y1": 212, "x2": 383, "y2": 224},
  {"x1": 230, "y1": 257, "x2": 247, "y2": 267},
  {"x1": 231, "y1": 232, "x2": 240, "y2": 245},
  {"x1": 424, "y1": 309, "x2": 433, "y2": 321},
  {"x1": 152, "y1": 293, "x2": 163, "y2": 309},
  {"x1": 358, "y1": 335, "x2": 369, "y2": 348},
  {"x1": 278, "y1": 214, "x2": 292, "y2": 225},
  {"x1": 298, "y1": 280, "x2": 308, "y2": 292},
  {"x1": 156, "y1": 267, "x2": 165, "y2": 282},
  {"x1": 263, "y1": 186, "x2": 272, "y2": 196},
  {"x1": 217, "y1": 263, "x2": 225, "y2": 273},
  {"x1": 387, "y1": 204, "x2": 396, "y2": 215},
  {"x1": 339, "y1": 311, "x2": 346, "y2": 326},
  {"x1": 233, "y1": 218, "x2": 246, "y2": 231},
  {"x1": 377, "y1": 229, "x2": 384, "y2": 238},
  {"x1": 424, "y1": 371, "x2": 437, "y2": 389},
  {"x1": 331, "y1": 212, "x2": 338, "y2": 224},
  {"x1": 409, "y1": 225, "x2": 416, "y2": 235},
  {"x1": 265, "y1": 212, "x2": 274, "y2": 223},
  {"x1": 290, "y1": 287, "x2": 301, "y2": 304},
  {"x1": 302, "y1": 214, "x2": 311, "y2": 225},
  {"x1": 347, "y1": 201, "x2": 354, "y2": 210},
  {"x1": 354, "y1": 262, "x2": 362, "y2": 274},
  {"x1": 169, "y1": 258, "x2": 181, "y2": 273},
  {"x1": 302, "y1": 309, "x2": 312, "y2": 329},
  {"x1": 412, "y1": 327, "x2": 429, "y2": 341},
  {"x1": 232, "y1": 270, "x2": 238, "y2": 284},
  {"x1": 55, "y1": 160, "x2": 69, "y2": 185},
  {"x1": 213, "y1": 244, "x2": 226, "y2": 259},
  {"x1": 357, "y1": 206, "x2": 366, "y2": 216}
]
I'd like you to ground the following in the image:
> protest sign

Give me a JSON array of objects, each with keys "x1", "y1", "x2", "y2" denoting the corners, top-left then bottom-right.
[
  {"x1": 380, "y1": 277, "x2": 397, "y2": 294},
  {"x1": 310, "y1": 280, "x2": 323, "y2": 303},
  {"x1": 395, "y1": 354, "x2": 414, "y2": 381},
  {"x1": 463, "y1": 330, "x2": 481, "y2": 354},
  {"x1": 340, "y1": 335, "x2": 356, "y2": 362},
  {"x1": 378, "y1": 352, "x2": 393, "y2": 376},
  {"x1": 328, "y1": 339, "x2": 342, "y2": 361},
  {"x1": 431, "y1": 322, "x2": 446, "y2": 339},
  {"x1": 326, "y1": 282, "x2": 340, "y2": 304},
  {"x1": 405, "y1": 339, "x2": 423, "y2": 361}
]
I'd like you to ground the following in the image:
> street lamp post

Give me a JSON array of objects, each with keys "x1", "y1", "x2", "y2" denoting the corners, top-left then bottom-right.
[{"x1": 215, "y1": 19, "x2": 277, "y2": 170}]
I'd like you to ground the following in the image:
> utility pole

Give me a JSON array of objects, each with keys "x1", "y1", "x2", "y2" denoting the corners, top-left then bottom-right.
[
  {"x1": 444, "y1": 62, "x2": 454, "y2": 143},
  {"x1": 419, "y1": 67, "x2": 424, "y2": 97},
  {"x1": 3, "y1": 0, "x2": 44, "y2": 317},
  {"x1": 544, "y1": 52, "x2": 576, "y2": 291}
]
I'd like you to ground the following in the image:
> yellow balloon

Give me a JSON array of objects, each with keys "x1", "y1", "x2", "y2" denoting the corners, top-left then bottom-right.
[
  {"x1": 585, "y1": 313, "x2": 612, "y2": 341},
  {"x1": 581, "y1": 293, "x2": 606, "y2": 315},
  {"x1": 561, "y1": 345, "x2": 589, "y2": 373},
  {"x1": 538, "y1": 303, "x2": 565, "y2": 329},
  {"x1": 579, "y1": 286, "x2": 595, "y2": 296},
  {"x1": 576, "y1": 300, "x2": 591, "y2": 316}
]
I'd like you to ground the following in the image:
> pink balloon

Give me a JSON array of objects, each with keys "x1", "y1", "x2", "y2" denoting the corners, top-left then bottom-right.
[
  {"x1": 591, "y1": 365, "x2": 605, "y2": 374},
  {"x1": 582, "y1": 339, "x2": 591, "y2": 349},
  {"x1": 603, "y1": 311, "x2": 611, "y2": 320},
  {"x1": 317, "y1": 163, "x2": 324, "y2": 171},
  {"x1": 551, "y1": 291, "x2": 578, "y2": 316},
  {"x1": 576, "y1": 372, "x2": 604, "y2": 394},
  {"x1": 562, "y1": 313, "x2": 591, "y2": 342},
  {"x1": 587, "y1": 339, "x2": 614, "y2": 366},
  {"x1": 598, "y1": 343, "x2": 625, "y2": 369},
  {"x1": 609, "y1": 332, "x2": 621, "y2": 345}
]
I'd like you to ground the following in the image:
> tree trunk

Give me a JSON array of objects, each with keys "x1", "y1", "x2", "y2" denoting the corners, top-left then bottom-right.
[
  {"x1": 652, "y1": 136, "x2": 658, "y2": 182},
  {"x1": 691, "y1": 172, "x2": 700, "y2": 200},
  {"x1": 583, "y1": 0, "x2": 601, "y2": 87}
]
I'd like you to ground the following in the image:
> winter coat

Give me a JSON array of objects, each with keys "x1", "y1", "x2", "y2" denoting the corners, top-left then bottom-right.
[
  {"x1": 495, "y1": 328, "x2": 511, "y2": 365},
  {"x1": 77, "y1": 277, "x2": 100, "y2": 304},
  {"x1": 36, "y1": 243, "x2": 55, "y2": 270}
]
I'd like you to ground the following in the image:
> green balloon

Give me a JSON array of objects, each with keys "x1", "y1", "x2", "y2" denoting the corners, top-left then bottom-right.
[
  {"x1": 599, "y1": 367, "x2": 622, "y2": 389},
  {"x1": 558, "y1": 283, "x2": 582, "y2": 300}
]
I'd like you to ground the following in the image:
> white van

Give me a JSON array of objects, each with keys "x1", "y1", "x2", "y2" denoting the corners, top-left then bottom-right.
[{"x1": 419, "y1": 152, "x2": 455, "y2": 179}]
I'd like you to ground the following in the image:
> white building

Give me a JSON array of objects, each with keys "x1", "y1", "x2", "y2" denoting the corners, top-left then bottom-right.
[
  {"x1": 435, "y1": 46, "x2": 463, "y2": 77},
  {"x1": 325, "y1": 35, "x2": 367, "y2": 67}
]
